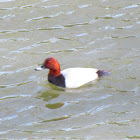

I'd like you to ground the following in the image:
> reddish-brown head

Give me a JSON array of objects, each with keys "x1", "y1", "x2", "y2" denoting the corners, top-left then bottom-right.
[{"x1": 42, "y1": 57, "x2": 61, "y2": 76}]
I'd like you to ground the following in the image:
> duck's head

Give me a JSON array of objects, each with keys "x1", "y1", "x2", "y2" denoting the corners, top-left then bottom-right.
[{"x1": 35, "y1": 57, "x2": 61, "y2": 76}]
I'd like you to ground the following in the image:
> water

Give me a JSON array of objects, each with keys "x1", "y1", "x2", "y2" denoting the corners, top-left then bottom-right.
[{"x1": 0, "y1": 0, "x2": 140, "y2": 139}]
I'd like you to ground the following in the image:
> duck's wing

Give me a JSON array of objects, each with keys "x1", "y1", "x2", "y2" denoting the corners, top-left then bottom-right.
[{"x1": 61, "y1": 68, "x2": 98, "y2": 88}]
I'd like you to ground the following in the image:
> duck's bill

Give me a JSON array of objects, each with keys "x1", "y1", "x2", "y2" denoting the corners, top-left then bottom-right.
[
  {"x1": 35, "y1": 64, "x2": 46, "y2": 71},
  {"x1": 35, "y1": 67, "x2": 43, "y2": 71}
]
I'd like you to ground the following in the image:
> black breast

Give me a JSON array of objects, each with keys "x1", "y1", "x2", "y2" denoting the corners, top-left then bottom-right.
[{"x1": 48, "y1": 74, "x2": 65, "y2": 87}]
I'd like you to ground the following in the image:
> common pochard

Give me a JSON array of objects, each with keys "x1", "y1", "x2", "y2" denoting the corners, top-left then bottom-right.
[{"x1": 35, "y1": 57, "x2": 110, "y2": 88}]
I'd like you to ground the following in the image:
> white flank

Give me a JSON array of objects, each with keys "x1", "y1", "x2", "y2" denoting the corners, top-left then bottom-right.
[{"x1": 61, "y1": 68, "x2": 98, "y2": 88}]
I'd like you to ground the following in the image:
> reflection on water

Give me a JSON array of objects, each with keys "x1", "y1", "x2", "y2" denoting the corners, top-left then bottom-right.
[
  {"x1": 0, "y1": 0, "x2": 140, "y2": 139},
  {"x1": 41, "y1": 115, "x2": 70, "y2": 123},
  {"x1": 46, "y1": 102, "x2": 64, "y2": 109},
  {"x1": 38, "y1": 90, "x2": 60, "y2": 101}
]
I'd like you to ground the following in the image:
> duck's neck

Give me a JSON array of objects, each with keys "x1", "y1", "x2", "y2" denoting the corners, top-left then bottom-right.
[
  {"x1": 48, "y1": 60, "x2": 61, "y2": 77},
  {"x1": 49, "y1": 69, "x2": 60, "y2": 77}
]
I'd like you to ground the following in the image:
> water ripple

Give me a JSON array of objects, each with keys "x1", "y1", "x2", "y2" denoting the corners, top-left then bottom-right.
[
  {"x1": 123, "y1": 3, "x2": 140, "y2": 9},
  {"x1": 20, "y1": 115, "x2": 71, "y2": 127},
  {"x1": 104, "y1": 13, "x2": 126, "y2": 19},
  {"x1": 27, "y1": 10, "x2": 75, "y2": 22},
  {"x1": 19, "y1": 2, "x2": 41, "y2": 9},
  {"x1": 0, "y1": 21, "x2": 89, "y2": 36},
  {"x1": 0, "y1": 115, "x2": 18, "y2": 123},
  {"x1": 18, "y1": 105, "x2": 35, "y2": 113},
  {"x1": 0, "y1": 14, "x2": 15, "y2": 21},
  {"x1": 0, "y1": 0, "x2": 15, "y2": 2},
  {"x1": 78, "y1": 4, "x2": 91, "y2": 8},
  {"x1": 0, "y1": 80, "x2": 32, "y2": 88},
  {"x1": 41, "y1": 4, "x2": 60, "y2": 8},
  {"x1": 64, "y1": 22, "x2": 88, "y2": 28},
  {"x1": 76, "y1": 33, "x2": 88, "y2": 37},
  {"x1": 0, "y1": 66, "x2": 35, "y2": 76},
  {"x1": 0, "y1": 94, "x2": 31, "y2": 100},
  {"x1": 0, "y1": 6, "x2": 17, "y2": 11},
  {"x1": 87, "y1": 104, "x2": 112, "y2": 115},
  {"x1": 0, "y1": 38, "x2": 29, "y2": 43},
  {"x1": 0, "y1": 28, "x2": 34, "y2": 34}
]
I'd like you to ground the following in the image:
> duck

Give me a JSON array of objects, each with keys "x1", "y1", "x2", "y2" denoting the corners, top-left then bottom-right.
[{"x1": 35, "y1": 57, "x2": 110, "y2": 88}]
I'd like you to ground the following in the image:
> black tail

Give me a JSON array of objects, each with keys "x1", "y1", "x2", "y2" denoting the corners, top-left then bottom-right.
[{"x1": 97, "y1": 70, "x2": 110, "y2": 77}]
